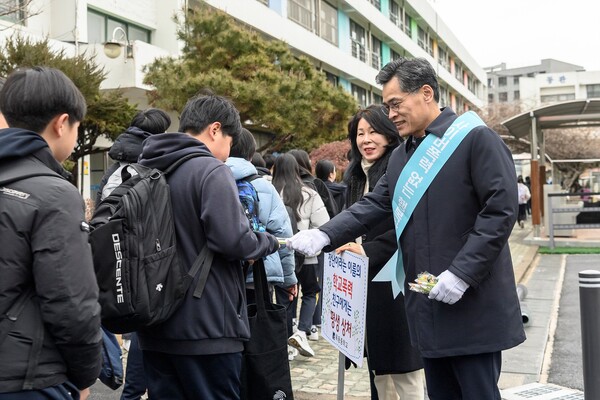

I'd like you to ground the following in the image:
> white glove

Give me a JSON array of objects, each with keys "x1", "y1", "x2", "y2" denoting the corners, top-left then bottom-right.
[
  {"x1": 428, "y1": 270, "x2": 470, "y2": 305},
  {"x1": 286, "y1": 229, "x2": 330, "y2": 257}
]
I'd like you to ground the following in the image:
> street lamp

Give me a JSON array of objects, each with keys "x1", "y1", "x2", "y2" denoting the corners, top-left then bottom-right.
[{"x1": 103, "y1": 27, "x2": 133, "y2": 59}]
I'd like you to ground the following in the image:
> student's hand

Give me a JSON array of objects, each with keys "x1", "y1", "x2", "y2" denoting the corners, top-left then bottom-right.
[
  {"x1": 286, "y1": 284, "x2": 298, "y2": 301},
  {"x1": 428, "y1": 270, "x2": 469, "y2": 305},
  {"x1": 286, "y1": 229, "x2": 330, "y2": 257},
  {"x1": 335, "y1": 242, "x2": 365, "y2": 256}
]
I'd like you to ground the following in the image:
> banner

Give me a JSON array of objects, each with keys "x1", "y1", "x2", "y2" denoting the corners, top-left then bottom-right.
[{"x1": 321, "y1": 250, "x2": 369, "y2": 367}]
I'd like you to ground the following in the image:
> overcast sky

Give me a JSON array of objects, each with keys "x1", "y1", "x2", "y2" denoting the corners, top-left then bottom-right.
[{"x1": 431, "y1": 0, "x2": 600, "y2": 71}]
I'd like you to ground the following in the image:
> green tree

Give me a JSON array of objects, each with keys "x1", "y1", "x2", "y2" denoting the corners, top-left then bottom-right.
[
  {"x1": 0, "y1": 36, "x2": 137, "y2": 184},
  {"x1": 144, "y1": 3, "x2": 357, "y2": 152}
]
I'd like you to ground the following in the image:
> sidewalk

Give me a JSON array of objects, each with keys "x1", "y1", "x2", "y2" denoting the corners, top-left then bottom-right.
[{"x1": 289, "y1": 222, "x2": 543, "y2": 399}]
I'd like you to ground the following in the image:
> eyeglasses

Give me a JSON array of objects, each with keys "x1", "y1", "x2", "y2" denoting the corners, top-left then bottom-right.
[{"x1": 380, "y1": 91, "x2": 416, "y2": 116}]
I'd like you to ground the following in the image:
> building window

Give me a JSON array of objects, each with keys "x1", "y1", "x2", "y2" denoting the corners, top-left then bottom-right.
[
  {"x1": 540, "y1": 93, "x2": 575, "y2": 103},
  {"x1": 351, "y1": 84, "x2": 368, "y2": 107},
  {"x1": 350, "y1": 20, "x2": 366, "y2": 63},
  {"x1": 454, "y1": 63, "x2": 463, "y2": 82},
  {"x1": 319, "y1": 1, "x2": 337, "y2": 45},
  {"x1": 390, "y1": 49, "x2": 402, "y2": 61},
  {"x1": 513, "y1": 76, "x2": 520, "y2": 85},
  {"x1": 373, "y1": 93, "x2": 382, "y2": 104},
  {"x1": 403, "y1": 13, "x2": 412, "y2": 37},
  {"x1": 416, "y1": 26, "x2": 433, "y2": 56},
  {"x1": 586, "y1": 84, "x2": 600, "y2": 98},
  {"x1": 324, "y1": 71, "x2": 338, "y2": 86},
  {"x1": 389, "y1": 1, "x2": 404, "y2": 32},
  {"x1": 371, "y1": 35, "x2": 381, "y2": 70},
  {"x1": 498, "y1": 77, "x2": 507, "y2": 86},
  {"x1": 288, "y1": 0, "x2": 314, "y2": 31},
  {"x1": 514, "y1": 90, "x2": 520, "y2": 100},
  {"x1": 439, "y1": 86, "x2": 448, "y2": 108},
  {"x1": 498, "y1": 92, "x2": 508, "y2": 102},
  {"x1": 488, "y1": 93, "x2": 494, "y2": 103},
  {"x1": 87, "y1": 9, "x2": 151, "y2": 44},
  {"x1": 0, "y1": 0, "x2": 26, "y2": 23},
  {"x1": 438, "y1": 46, "x2": 449, "y2": 71},
  {"x1": 367, "y1": 0, "x2": 380, "y2": 10}
]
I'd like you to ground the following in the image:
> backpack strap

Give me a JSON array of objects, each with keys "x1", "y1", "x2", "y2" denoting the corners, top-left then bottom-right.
[
  {"x1": 244, "y1": 174, "x2": 261, "y2": 183},
  {"x1": 163, "y1": 153, "x2": 208, "y2": 176},
  {"x1": 188, "y1": 244, "x2": 214, "y2": 299}
]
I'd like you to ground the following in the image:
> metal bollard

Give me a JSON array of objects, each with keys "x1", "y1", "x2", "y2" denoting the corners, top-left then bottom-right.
[
  {"x1": 579, "y1": 270, "x2": 600, "y2": 399},
  {"x1": 516, "y1": 283, "x2": 530, "y2": 324}
]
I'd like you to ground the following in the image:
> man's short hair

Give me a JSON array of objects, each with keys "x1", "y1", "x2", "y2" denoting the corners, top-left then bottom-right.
[
  {"x1": 130, "y1": 108, "x2": 171, "y2": 134},
  {"x1": 179, "y1": 94, "x2": 242, "y2": 145},
  {"x1": 263, "y1": 153, "x2": 276, "y2": 170},
  {"x1": 376, "y1": 57, "x2": 440, "y2": 102},
  {"x1": 0, "y1": 66, "x2": 86, "y2": 132},
  {"x1": 229, "y1": 128, "x2": 256, "y2": 161}
]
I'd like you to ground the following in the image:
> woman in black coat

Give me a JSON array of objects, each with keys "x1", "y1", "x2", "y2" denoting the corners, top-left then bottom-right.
[{"x1": 337, "y1": 105, "x2": 424, "y2": 400}]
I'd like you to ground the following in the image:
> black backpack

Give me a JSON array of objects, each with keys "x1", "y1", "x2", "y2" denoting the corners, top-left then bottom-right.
[{"x1": 89, "y1": 153, "x2": 214, "y2": 333}]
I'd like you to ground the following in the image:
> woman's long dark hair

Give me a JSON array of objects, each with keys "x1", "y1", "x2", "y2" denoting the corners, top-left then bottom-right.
[
  {"x1": 344, "y1": 104, "x2": 401, "y2": 184},
  {"x1": 272, "y1": 153, "x2": 304, "y2": 221}
]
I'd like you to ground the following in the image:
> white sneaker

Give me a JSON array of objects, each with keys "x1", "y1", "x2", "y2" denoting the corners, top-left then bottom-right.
[
  {"x1": 292, "y1": 318, "x2": 298, "y2": 333},
  {"x1": 288, "y1": 345, "x2": 298, "y2": 361},
  {"x1": 307, "y1": 325, "x2": 319, "y2": 341},
  {"x1": 288, "y1": 330, "x2": 315, "y2": 357}
]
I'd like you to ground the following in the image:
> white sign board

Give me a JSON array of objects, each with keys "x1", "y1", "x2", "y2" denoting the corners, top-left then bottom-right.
[{"x1": 321, "y1": 250, "x2": 368, "y2": 367}]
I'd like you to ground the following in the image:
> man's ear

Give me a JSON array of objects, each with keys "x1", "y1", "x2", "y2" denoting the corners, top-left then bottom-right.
[
  {"x1": 422, "y1": 85, "x2": 434, "y2": 103},
  {"x1": 52, "y1": 113, "x2": 71, "y2": 138},
  {"x1": 210, "y1": 121, "x2": 222, "y2": 138}
]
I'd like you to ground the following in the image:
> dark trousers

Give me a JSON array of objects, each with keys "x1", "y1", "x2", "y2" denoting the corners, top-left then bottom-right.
[
  {"x1": 295, "y1": 263, "x2": 320, "y2": 333},
  {"x1": 275, "y1": 285, "x2": 295, "y2": 337},
  {"x1": 0, "y1": 382, "x2": 79, "y2": 400},
  {"x1": 518, "y1": 204, "x2": 528, "y2": 223},
  {"x1": 423, "y1": 352, "x2": 502, "y2": 400},
  {"x1": 143, "y1": 351, "x2": 242, "y2": 400},
  {"x1": 120, "y1": 333, "x2": 147, "y2": 400}
]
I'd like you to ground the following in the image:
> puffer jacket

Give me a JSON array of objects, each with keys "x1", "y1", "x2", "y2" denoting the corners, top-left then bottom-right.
[
  {"x1": 226, "y1": 157, "x2": 297, "y2": 287},
  {"x1": 0, "y1": 128, "x2": 102, "y2": 392}
]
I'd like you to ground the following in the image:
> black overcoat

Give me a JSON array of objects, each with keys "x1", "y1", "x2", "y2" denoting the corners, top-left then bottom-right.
[{"x1": 321, "y1": 108, "x2": 526, "y2": 358}]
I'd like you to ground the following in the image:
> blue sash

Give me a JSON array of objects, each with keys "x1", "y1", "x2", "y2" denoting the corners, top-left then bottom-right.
[{"x1": 372, "y1": 111, "x2": 485, "y2": 298}]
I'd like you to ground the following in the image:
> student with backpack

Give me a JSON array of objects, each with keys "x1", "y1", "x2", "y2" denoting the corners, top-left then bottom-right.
[
  {"x1": 135, "y1": 94, "x2": 279, "y2": 399},
  {"x1": 226, "y1": 128, "x2": 297, "y2": 303},
  {"x1": 94, "y1": 108, "x2": 171, "y2": 400},
  {"x1": 0, "y1": 67, "x2": 102, "y2": 399}
]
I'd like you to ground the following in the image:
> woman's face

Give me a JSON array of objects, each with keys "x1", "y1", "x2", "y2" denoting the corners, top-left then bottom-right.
[{"x1": 356, "y1": 117, "x2": 390, "y2": 163}]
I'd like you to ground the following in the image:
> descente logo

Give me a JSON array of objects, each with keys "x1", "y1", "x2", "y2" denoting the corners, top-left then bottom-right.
[{"x1": 112, "y1": 233, "x2": 125, "y2": 304}]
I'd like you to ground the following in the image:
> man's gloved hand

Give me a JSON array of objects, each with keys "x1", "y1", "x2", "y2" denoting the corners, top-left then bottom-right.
[
  {"x1": 428, "y1": 270, "x2": 470, "y2": 305},
  {"x1": 286, "y1": 229, "x2": 330, "y2": 257}
]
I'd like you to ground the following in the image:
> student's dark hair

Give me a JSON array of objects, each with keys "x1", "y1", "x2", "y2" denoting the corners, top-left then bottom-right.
[
  {"x1": 517, "y1": 175, "x2": 524, "y2": 184},
  {"x1": 179, "y1": 93, "x2": 242, "y2": 144},
  {"x1": 251, "y1": 152, "x2": 266, "y2": 168},
  {"x1": 0, "y1": 66, "x2": 86, "y2": 132},
  {"x1": 288, "y1": 149, "x2": 313, "y2": 176},
  {"x1": 376, "y1": 57, "x2": 440, "y2": 102},
  {"x1": 130, "y1": 108, "x2": 171, "y2": 134},
  {"x1": 315, "y1": 159, "x2": 335, "y2": 181},
  {"x1": 344, "y1": 104, "x2": 401, "y2": 183},
  {"x1": 272, "y1": 153, "x2": 304, "y2": 221},
  {"x1": 263, "y1": 153, "x2": 276, "y2": 170},
  {"x1": 229, "y1": 128, "x2": 256, "y2": 160}
]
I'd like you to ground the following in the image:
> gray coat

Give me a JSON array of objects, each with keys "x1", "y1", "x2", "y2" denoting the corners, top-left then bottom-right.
[{"x1": 321, "y1": 108, "x2": 525, "y2": 358}]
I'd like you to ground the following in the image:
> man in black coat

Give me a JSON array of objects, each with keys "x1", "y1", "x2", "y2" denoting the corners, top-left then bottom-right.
[
  {"x1": 287, "y1": 57, "x2": 525, "y2": 399},
  {"x1": 0, "y1": 67, "x2": 102, "y2": 399}
]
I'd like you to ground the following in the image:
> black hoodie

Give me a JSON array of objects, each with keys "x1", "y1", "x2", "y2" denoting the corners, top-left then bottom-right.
[{"x1": 136, "y1": 133, "x2": 278, "y2": 355}]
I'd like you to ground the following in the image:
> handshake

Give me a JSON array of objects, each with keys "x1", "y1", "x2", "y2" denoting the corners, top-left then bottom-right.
[{"x1": 285, "y1": 229, "x2": 331, "y2": 257}]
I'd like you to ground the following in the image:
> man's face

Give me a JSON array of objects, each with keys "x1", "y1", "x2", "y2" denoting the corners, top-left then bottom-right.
[{"x1": 382, "y1": 77, "x2": 429, "y2": 138}]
